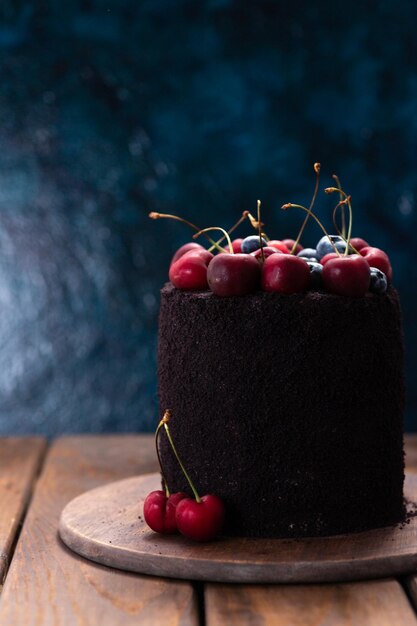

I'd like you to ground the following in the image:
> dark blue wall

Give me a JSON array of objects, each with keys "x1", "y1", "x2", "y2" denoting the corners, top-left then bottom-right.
[{"x1": 0, "y1": 1, "x2": 416, "y2": 434}]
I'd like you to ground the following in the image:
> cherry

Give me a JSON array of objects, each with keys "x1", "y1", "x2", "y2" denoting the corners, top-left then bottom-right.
[
  {"x1": 350, "y1": 237, "x2": 369, "y2": 252},
  {"x1": 169, "y1": 249, "x2": 213, "y2": 290},
  {"x1": 207, "y1": 253, "x2": 261, "y2": 296},
  {"x1": 143, "y1": 490, "x2": 187, "y2": 534},
  {"x1": 250, "y1": 246, "x2": 280, "y2": 262},
  {"x1": 282, "y1": 238, "x2": 303, "y2": 255},
  {"x1": 160, "y1": 409, "x2": 225, "y2": 542},
  {"x1": 171, "y1": 243, "x2": 205, "y2": 266},
  {"x1": 359, "y1": 247, "x2": 392, "y2": 281},
  {"x1": 175, "y1": 495, "x2": 225, "y2": 542},
  {"x1": 268, "y1": 240, "x2": 291, "y2": 254},
  {"x1": 262, "y1": 254, "x2": 310, "y2": 294},
  {"x1": 322, "y1": 255, "x2": 370, "y2": 297},
  {"x1": 231, "y1": 238, "x2": 243, "y2": 254},
  {"x1": 320, "y1": 252, "x2": 340, "y2": 265}
]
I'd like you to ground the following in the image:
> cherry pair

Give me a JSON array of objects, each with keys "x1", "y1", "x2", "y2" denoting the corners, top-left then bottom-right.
[{"x1": 143, "y1": 410, "x2": 225, "y2": 542}]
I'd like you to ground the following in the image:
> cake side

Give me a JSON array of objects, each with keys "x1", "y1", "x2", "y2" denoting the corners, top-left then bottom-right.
[{"x1": 157, "y1": 283, "x2": 405, "y2": 538}]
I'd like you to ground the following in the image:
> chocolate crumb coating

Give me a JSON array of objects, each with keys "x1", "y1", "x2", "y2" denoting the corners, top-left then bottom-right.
[{"x1": 157, "y1": 283, "x2": 405, "y2": 538}]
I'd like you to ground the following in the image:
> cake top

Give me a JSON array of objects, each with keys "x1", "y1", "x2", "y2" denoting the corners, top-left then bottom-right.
[{"x1": 149, "y1": 163, "x2": 392, "y2": 298}]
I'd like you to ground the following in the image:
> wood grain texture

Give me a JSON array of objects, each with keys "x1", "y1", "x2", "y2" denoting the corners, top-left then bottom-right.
[
  {"x1": 59, "y1": 471, "x2": 417, "y2": 584},
  {"x1": 405, "y1": 434, "x2": 417, "y2": 474},
  {"x1": 205, "y1": 579, "x2": 417, "y2": 626},
  {"x1": 0, "y1": 435, "x2": 199, "y2": 626},
  {"x1": 0, "y1": 437, "x2": 46, "y2": 582}
]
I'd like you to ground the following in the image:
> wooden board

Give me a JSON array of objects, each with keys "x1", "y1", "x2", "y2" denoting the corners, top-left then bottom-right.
[
  {"x1": 59, "y1": 471, "x2": 417, "y2": 584},
  {"x1": 205, "y1": 579, "x2": 417, "y2": 626},
  {"x1": 0, "y1": 437, "x2": 46, "y2": 582},
  {"x1": 0, "y1": 436, "x2": 199, "y2": 626}
]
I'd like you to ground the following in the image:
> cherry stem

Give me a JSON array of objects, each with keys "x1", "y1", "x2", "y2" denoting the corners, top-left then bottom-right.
[
  {"x1": 148, "y1": 212, "x2": 224, "y2": 252},
  {"x1": 281, "y1": 203, "x2": 342, "y2": 256},
  {"x1": 194, "y1": 226, "x2": 233, "y2": 255},
  {"x1": 207, "y1": 211, "x2": 249, "y2": 253},
  {"x1": 257, "y1": 200, "x2": 265, "y2": 262},
  {"x1": 331, "y1": 200, "x2": 360, "y2": 255},
  {"x1": 332, "y1": 174, "x2": 346, "y2": 237},
  {"x1": 290, "y1": 162, "x2": 321, "y2": 254},
  {"x1": 155, "y1": 418, "x2": 170, "y2": 497},
  {"x1": 324, "y1": 188, "x2": 353, "y2": 256},
  {"x1": 162, "y1": 414, "x2": 201, "y2": 503},
  {"x1": 246, "y1": 212, "x2": 270, "y2": 241}
]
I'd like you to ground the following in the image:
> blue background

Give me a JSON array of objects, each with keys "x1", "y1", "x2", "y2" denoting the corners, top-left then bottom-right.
[{"x1": 0, "y1": 1, "x2": 416, "y2": 435}]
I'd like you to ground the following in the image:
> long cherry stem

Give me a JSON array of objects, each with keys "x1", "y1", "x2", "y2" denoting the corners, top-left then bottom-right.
[
  {"x1": 155, "y1": 417, "x2": 170, "y2": 497},
  {"x1": 290, "y1": 162, "x2": 321, "y2": 254},
  {"x1": 246, "y1": 212, "x2": 269, "y2": 241},
  {"x1": 161, "y1": 412, "x2": 201, "y2": 503},
  {"x1": 207, "y1": 211, "x2": 249, "y2": 253},
  {"x1": 332, "y1": 174, "x2": 345, "y2": 237},
  {"x1": 281, "y1": 203, "x2": 341, "y2": 256},
  {"x1": 324, "y1": 187, "x2": 353, "y2": 256},
  {"x1": 257, "y1": 200, "x2": 265, "y2": 261},
  {"x1": 194, "y1": 226, "x2": 233, "y2": 255},
  {"x1": 148, "y1": 212, "x2": 224, "y2": 252}
]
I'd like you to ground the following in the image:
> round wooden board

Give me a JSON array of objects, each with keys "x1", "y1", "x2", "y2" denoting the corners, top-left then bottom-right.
[{"x1": 59, "y1": 472, "x2": 417, "y2": 584}]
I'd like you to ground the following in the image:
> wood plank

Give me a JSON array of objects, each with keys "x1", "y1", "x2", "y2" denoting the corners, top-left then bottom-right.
[
  {"x1": 405, "y1": 434, "x2": 417, "y2": 474},
  {"x1": 0, "y1": 435, "x2": 199, "y2": 626},
  {"x1": 0, "y1": 437, "x2": 46, "y2": 582},
  {"x1": 205, "y1": 580, "x2": 417, "y2": 626}
]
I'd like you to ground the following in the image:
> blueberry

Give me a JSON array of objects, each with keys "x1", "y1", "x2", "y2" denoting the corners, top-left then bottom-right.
[
  {"x1": 298, "y1": 255, "x2": 319, "y2": 263},
  {"x1": 316, "y1": 235, "x2": 347, "y2": 260},
  {"x1": 297, "y1": 247, "x2": 317, "y2": 259},
  {"x1": 369, "y1": 267, "x2": 387, "y2": 294},
  {"x1": 307, "y1": 261, "x2": 323, "y2": 289},
  {"x1": 241, "y1": 235, "x2": 268, "y2": 254}
]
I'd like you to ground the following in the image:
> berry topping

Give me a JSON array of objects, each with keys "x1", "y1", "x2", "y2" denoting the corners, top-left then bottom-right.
[
  {"x1": 143, "y1": 490, "x2": 187, "y2": 534},
  {"x1": 171, "y1": 243, "x2": 205, "y2": 266},
  {"x1": 241, "y1": 235, "x2": 268, "y2": 254},
  {"x1": 350, "y1": 237, "x2": 370, "y2": 252},
  {"x1": 169, "y1": 249, "x2": 213, "y2": 290},
  {"x1": 322, "y1": 255, "x2": 370, "y2": 297},
  {"x1": 175, "y1": 494, "x2": 225, "y2": 542},
  {"x1": 268, "y1": 240, "x2": 290, "y2": 253},
  {"x1": 297, "y1": 247, "x2": 317, "y2": 260},
  {"x1": 307, "y1": 261, "x2": 323, "y2": 289},
  {"x1": 262, "y1": 254, "x2": 310, "y2": 294},
  {"x1": 359, "y1": 247, "x2": 392, "y2": 282},
  {"x1": 231, "y1": 238, "x2": 244, "y2": 254},
  {"x1": 369, "y1": 267, "x2": 388, "y2": 294},
  {"x1": 282, "y1": 239, "x2": 303, "y2": 255},
  {"x1": 207, "y1": 254, "x2": 261, "y2": 296},
  {"x1": 250, "y1": 246, "x2": 280, "y2": 261},
  {"x1": 316, "y1": 235, "x2": 348, "y2": 260}
]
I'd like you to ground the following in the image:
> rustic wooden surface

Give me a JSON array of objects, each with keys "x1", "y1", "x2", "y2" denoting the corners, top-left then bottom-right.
[
  {"x1": 0, "y1": 436, "x2": 198, "y2": 626},
  {"x1": 0, "y1": 437, "x2": 46, "y2": 583},
  {"x1": 205, "y1": 580, "x2": 417, "y2": 626},
  {"x1": 0, "y1": 434, "x2": 417, "y2": 625},
  {"x1": 59, "y1": 471, "x2": 417, "y2": 584}
]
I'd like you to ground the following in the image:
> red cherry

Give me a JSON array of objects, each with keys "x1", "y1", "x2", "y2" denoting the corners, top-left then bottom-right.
[
  {"x1": 171, "y1": 243, "x2": 205, "y2": 266},
  {"x1": 250, "y1": 246, "x2": 281, "y2": 262},
  {"x1": 359, "y1": 247, "x2": 392, "y2": 281},
  {"x1": 320, "y1": 252, "x2": 340, "y2": 265},
  {"x1": 143, "y1": 490, "x2": 188, "y2": 534},
  {"x1": 175, "y1": 495, "x2": 225, "y2": 542},
  {"x1": 268, "y1": 240, "x2": 291, "y2": 254},
  {"x1": 231, "y1": 238, "x2": 243, "y2": 253},
  {"x1": 169, "y1": 249, "x2": 213, "y2": 290},
  {"x1": 262, "y1": 254, "x2": 310, "y2": 294},
  {"x1": 207, "y1": 253, "x2": 261, "y2": 296},
  {"x1": 282, "y1": 239, "x2": 303, "y2": 255},
  {"x1": 322, "y1": 255, "x2": 370, "y2": 297},
  {"x1": 350, "y1": 237, "x2": 370, "y2": 252}
]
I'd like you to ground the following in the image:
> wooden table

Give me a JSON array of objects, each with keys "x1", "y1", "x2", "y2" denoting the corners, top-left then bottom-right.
[{"x1": 1, "y1": 435, "x2": 417, "y2": 626}]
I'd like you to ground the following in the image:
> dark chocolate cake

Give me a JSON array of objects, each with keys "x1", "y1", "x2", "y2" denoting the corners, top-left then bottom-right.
[{"x1": 158, "y1": 282, "x2": 405, "y2": 538}]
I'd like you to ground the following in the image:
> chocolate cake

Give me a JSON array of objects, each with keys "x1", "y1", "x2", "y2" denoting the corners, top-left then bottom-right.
[{"x1": 158, "y1": 283, "x2": 405, "y2": 538}]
